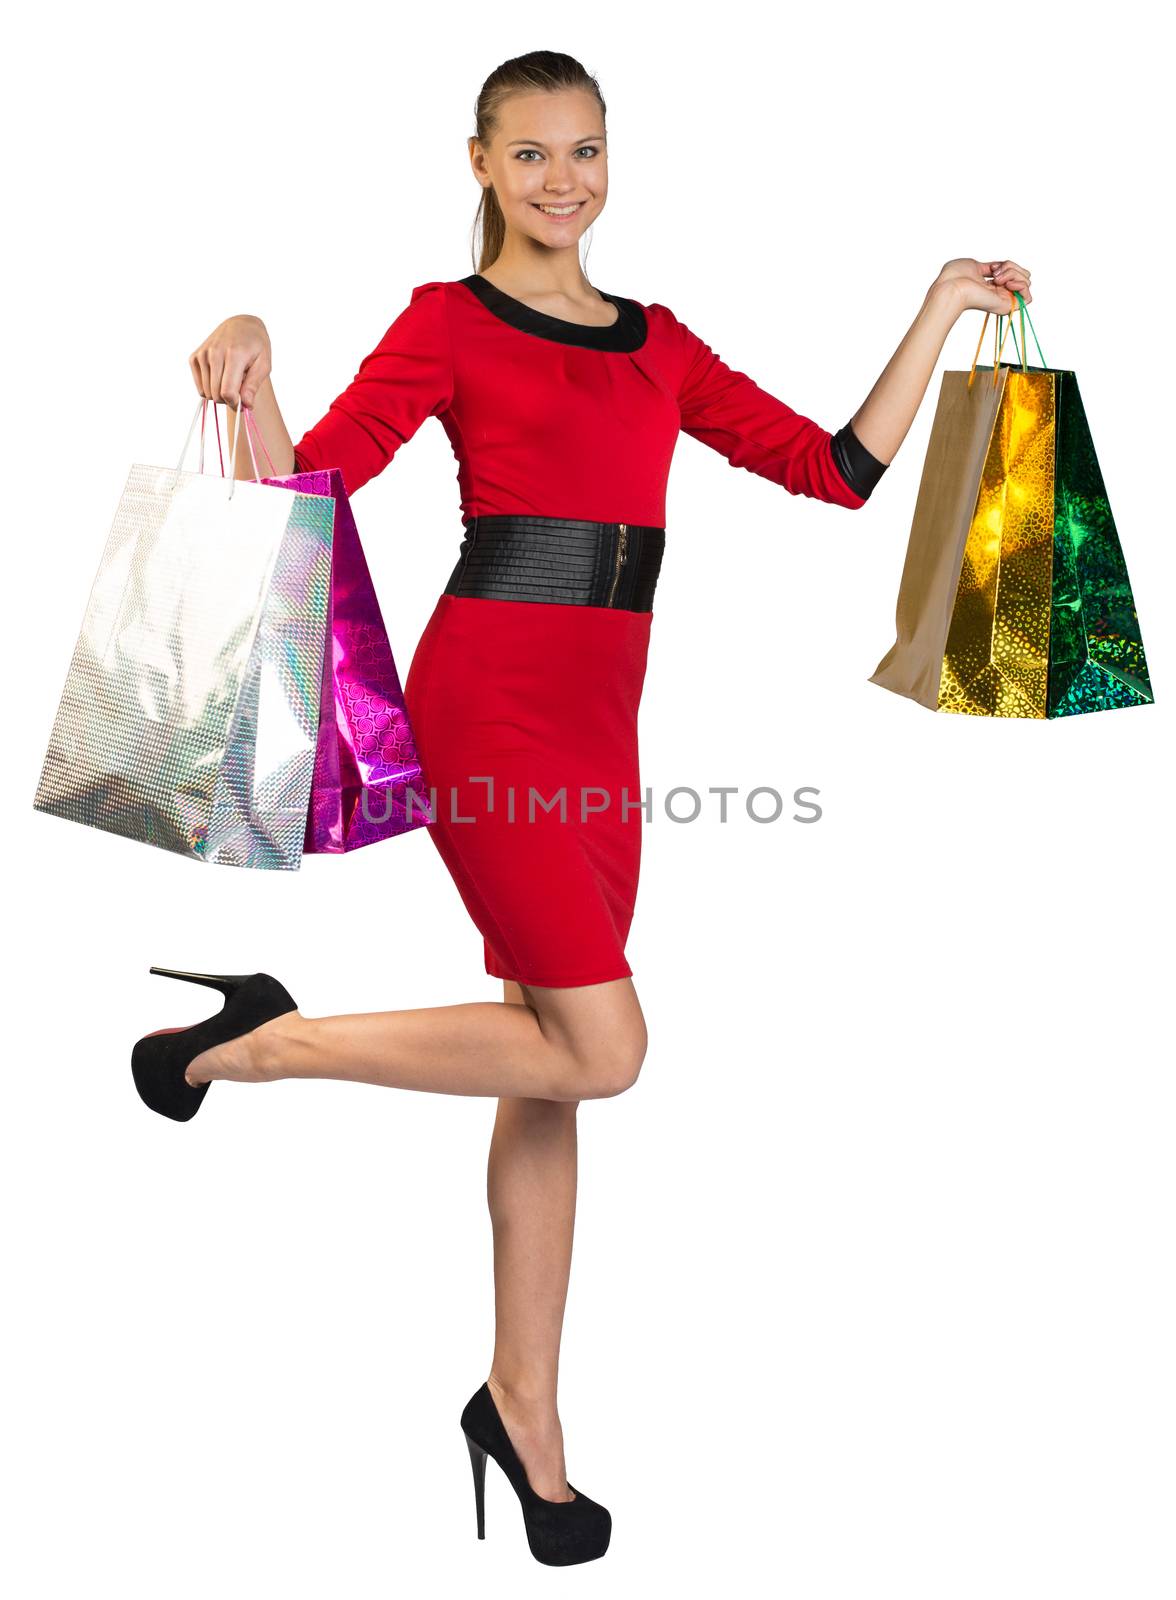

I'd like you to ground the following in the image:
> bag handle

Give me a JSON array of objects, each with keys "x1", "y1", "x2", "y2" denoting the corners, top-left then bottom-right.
[
  {"x1": 967, "y1": 290, "x2": 1047, "y2": 391},
  {"x1": 198, "y1": 399, "x2": 225, "y2": 476},
  {"x1": 176, "y1": 400, "x2": 280, "y2": 496},
  {"x1": 241, "y1": 405, "x2": 278, "y2": 476}
]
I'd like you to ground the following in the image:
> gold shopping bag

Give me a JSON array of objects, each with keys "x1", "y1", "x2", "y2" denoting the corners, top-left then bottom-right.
[{"x1": 870, "y1": 296, "x2": 1154, "y2": 717}]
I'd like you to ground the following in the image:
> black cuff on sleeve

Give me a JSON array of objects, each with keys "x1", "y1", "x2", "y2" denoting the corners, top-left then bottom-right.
[{"x1": 830, "y1": 421, "x2": 888, "y2": 501}]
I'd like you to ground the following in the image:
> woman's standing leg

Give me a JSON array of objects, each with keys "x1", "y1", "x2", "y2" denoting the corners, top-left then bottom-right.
[{"x1": 484, "y1": 979, "x2": 579, "y2": 1501}]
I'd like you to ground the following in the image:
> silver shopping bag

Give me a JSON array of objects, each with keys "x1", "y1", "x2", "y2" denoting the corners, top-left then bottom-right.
[{"x1": 33, "y1": 400, "x2": 335, "y2": 869}]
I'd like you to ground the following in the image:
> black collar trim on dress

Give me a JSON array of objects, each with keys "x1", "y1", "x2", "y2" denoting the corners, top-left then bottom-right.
[{"x1": 458, "y1": 273, "x2": 647, "y2": 351}]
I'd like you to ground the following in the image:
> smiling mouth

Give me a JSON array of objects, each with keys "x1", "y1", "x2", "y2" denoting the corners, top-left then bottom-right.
[{"x1": 531, "y1": 201, "x2": 586, "y2": 218}]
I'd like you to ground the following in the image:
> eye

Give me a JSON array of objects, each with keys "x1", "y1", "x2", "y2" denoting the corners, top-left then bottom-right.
[{"x1": 514, "y1": 146, "x2": 602, "y2": 161}]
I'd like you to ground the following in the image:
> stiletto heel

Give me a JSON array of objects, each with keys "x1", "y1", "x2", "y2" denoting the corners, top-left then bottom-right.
[
  {"x1": 147, "y1": 966, "x2": 253, "y2": 996},
  {"x1": 459, "y1": 1383, "x2": 612, "y2": 1566},
  {"x1": 465, "y1": 1431, "x2": 488, "y2": 1539},
  {"x1": 131, "y1": 968, "x2": 298, "y2": 1123}
]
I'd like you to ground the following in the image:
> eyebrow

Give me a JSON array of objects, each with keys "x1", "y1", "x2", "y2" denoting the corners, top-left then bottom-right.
[{"x1": 506, "y1": 135, "x2": 605, "y2": 148}]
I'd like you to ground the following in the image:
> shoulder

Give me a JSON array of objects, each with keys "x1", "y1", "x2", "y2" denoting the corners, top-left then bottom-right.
[
  {"x1": 625, "y1": 296, "x2": 686, "y2": 331},
  {"x1": 625, "y1": 296, "x2": 706, "y2": 356},
  {"x1": 374, "y1": 280, "x2": 461, "y2": 325},
  {"x1": 363, "y1": 281, "x2": 454, "y2": 336},
  {"x1": 623, "y1": 297, "x2": 712, "y2": 381},
  {"x1": 355, "y1": 281, "x2": 455, "y2": 372},
  {"x1": 399, "y1": 280, "x2": 456, "y2": 320},
  {"x1": 400, "y1": 278, "x2": 477, "y2": 330},
  {"x1": 601, "y1": 293, "x2": 702, "y2": 361},
  {"x1": 373, "y1": 280, "x2": 456, "y2": 344},
  {"x1": 409, "y1": 279, "x2": 458, "y2": 303}
]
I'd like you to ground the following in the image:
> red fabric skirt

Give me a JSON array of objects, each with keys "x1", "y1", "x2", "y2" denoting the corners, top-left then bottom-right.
[{"x1": 402, "y1": 593, "x2": 654, "y2": 988}]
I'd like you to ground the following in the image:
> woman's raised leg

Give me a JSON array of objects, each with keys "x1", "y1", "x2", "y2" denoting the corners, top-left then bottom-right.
[
  {"x1": 178, "y1": 973, "x2": 646, "y2": 1495},
  {"x1": 183, "y1": 972, "x2": 648, "y2": 1103}
]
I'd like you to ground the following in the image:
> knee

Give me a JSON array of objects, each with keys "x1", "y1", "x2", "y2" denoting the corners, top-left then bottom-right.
[{"x1": 582, "y1": 1023, "x2": 648, "y2": 1099}]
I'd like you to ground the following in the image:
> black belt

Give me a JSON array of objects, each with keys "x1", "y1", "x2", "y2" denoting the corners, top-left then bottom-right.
[{"x1": 443, "y1": 514, "x2": 665, "y2": 611}]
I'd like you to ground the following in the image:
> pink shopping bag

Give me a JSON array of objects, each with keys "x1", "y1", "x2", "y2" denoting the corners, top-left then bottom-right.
[{"x1": 231, "y1": 406, "x2": 434, "y2": 853}]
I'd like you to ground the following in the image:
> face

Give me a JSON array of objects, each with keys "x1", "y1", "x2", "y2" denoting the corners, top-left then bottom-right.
[{"x1": 469, "y1": 88, "x2": 607, "y2": 250}]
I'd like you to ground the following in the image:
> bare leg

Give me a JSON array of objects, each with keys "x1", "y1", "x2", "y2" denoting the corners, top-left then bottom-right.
[
  {"x1": 178, "y1": 973, "x2": 647, "y2": 1503},
  {"x1": 184, "y1": 977, "x2": 647, "y2": 1103},
  {"x1": 484, "y1": 979, "x2": 578, "y2": 1501}
]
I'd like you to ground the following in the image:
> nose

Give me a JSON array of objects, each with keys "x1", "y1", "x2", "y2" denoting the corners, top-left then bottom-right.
[{"x1": 544, "y1": 160, "x2": 575, "y2": 194}]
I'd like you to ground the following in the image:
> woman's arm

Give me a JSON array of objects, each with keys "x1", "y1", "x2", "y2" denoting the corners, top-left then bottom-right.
[
  {"x1": 671, "y1": 318, "x2": 882, "y2": 510},
  {"x1": 190, "y1": 283, "x2": 456, "y2": 494},
  {"x1": 225, "y1": 373, "x2": 295, "y2": 478},
  {"x1": 848, "y1": 259, "x2": 1034, "y2": 466},
  {"x1": 666, "y1": 258, "x2": 1033, "y2": 509},
  {"x1": 287, "y1": 282, "x2": 455, "y2": 498}
]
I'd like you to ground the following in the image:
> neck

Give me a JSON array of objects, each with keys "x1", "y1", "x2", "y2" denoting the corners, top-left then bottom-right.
[{"x1": 482, "y1": 238, "x2": 600, "y2": 302}]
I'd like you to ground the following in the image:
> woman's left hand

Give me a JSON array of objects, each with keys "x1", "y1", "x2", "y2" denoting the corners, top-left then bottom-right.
[{"x1": 931, "y1": 257, "x2": 1033, "y2": 316}]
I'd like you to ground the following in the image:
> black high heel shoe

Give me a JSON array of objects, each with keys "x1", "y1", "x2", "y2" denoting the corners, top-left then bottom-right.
[
  {"x1": 460, "y1": 1382, "x2": 612, "y2": 1566},
  {"x1": 131, "y1": 968, "x2": 298, "y2": 1123}
]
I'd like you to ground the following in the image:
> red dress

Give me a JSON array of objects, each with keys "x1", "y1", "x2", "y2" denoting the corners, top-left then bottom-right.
[{"x1": 292, "y1": 275, "x2": 871, "y2": 987}]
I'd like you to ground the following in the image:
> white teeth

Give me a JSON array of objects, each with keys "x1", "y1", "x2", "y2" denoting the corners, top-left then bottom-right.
[{"x1": 536, "y1": 203, "x2": 582, "y2": 216}]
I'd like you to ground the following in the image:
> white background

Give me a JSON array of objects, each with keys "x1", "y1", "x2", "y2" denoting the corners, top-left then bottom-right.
[{"x1": 6, "y1": 1, "x2": 1172, "y2": 1594}]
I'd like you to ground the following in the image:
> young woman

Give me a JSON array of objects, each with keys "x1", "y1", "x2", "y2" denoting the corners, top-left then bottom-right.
[{"x1": 132, "y1": 50, "x2": 1031, "y2": 1567}]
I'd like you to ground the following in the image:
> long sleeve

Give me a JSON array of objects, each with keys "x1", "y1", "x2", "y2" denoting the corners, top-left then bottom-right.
[
  {"x1": 291, "y1": 281, "x2": 455, "y2": 498},
  {"x1": 667, "y1": 310, "x2": 887, "y2": 508}
]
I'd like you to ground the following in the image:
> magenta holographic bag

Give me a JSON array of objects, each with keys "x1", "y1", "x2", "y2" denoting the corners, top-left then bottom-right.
[
  {"x1": 261, "y1": 464, "x2": 433, "y2": 854},
  {"x1": 219, "y1": 402, "x2": 432, "y2": 855}
]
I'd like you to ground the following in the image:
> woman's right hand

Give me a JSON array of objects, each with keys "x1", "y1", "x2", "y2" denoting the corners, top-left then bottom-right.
[{"x1": 189, "y1": 314, "x2": 271, "y2": 411}]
